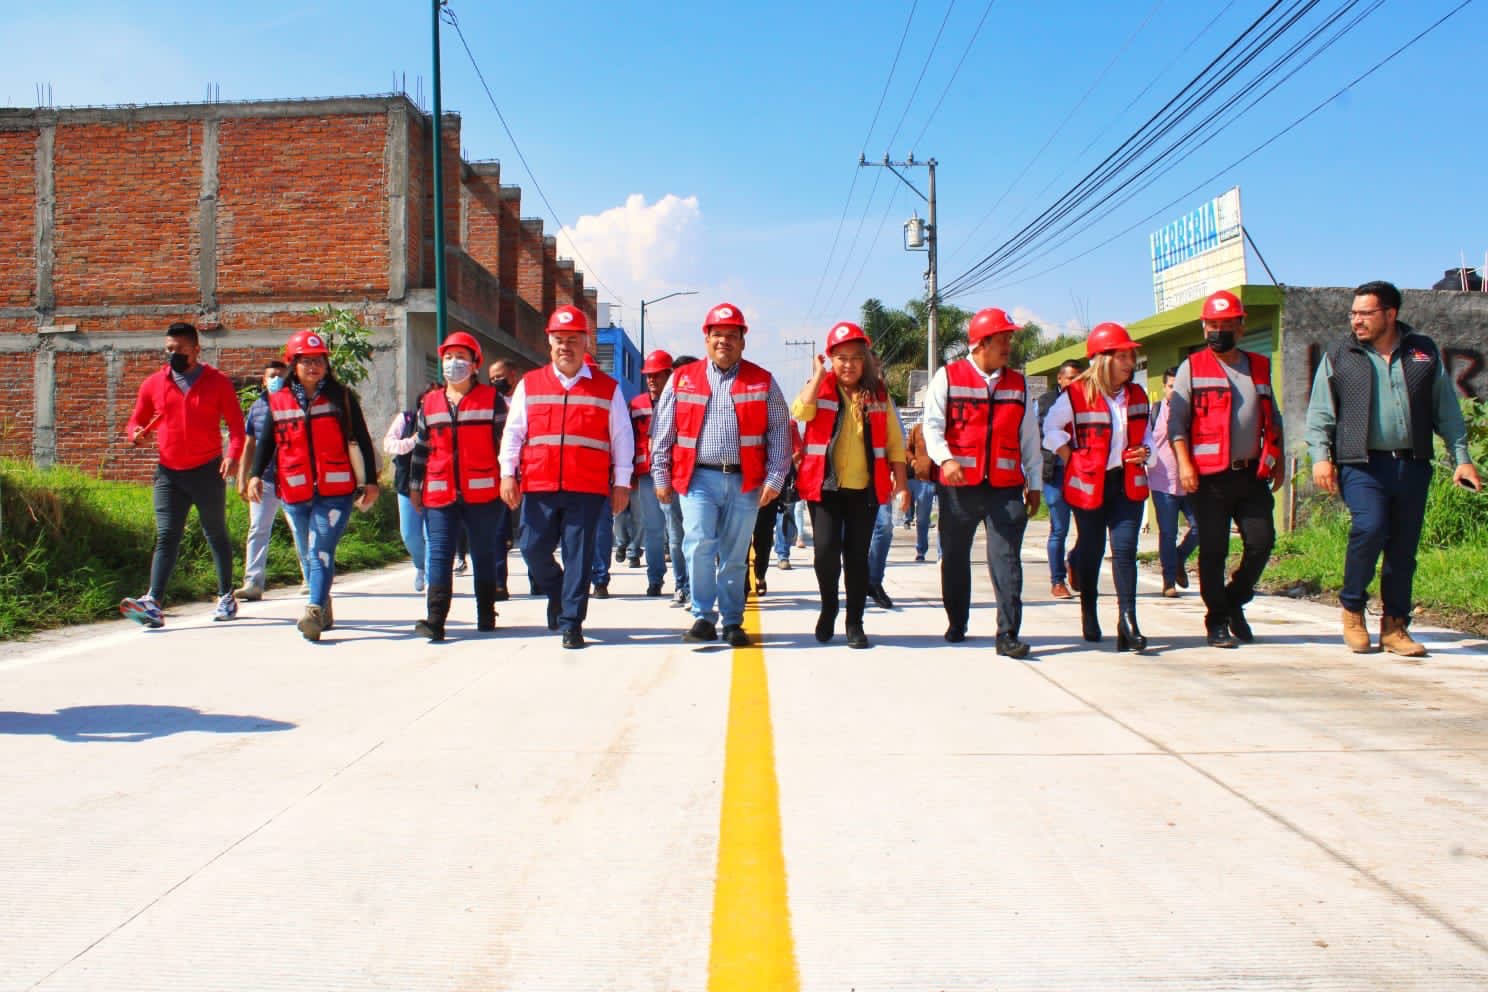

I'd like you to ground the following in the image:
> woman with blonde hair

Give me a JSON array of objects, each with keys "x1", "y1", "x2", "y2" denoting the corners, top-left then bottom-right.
[{"x1": 1041, "y1": 323, "x2": 1151, "y2": 652}]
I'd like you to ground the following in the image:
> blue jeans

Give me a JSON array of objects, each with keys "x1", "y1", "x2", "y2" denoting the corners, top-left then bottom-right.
[
  {"x1": 1042, "y1": 482, "x2": 1072, "y2": 583},
  {"x1": 282, "y1": 493, "x2": 356, "y2": 609},
  {"x1": 425, "y1": 499, "x2": 506, "y2": 588},
  {"x1": 867, "y1": 500, "x2": 894, "y2": 586},
  {"x1": 1339, "y1": 453, "x2": 1433, "y2": 619},
  {"x1": 631, "y1": 476, "x2": 669, "y2": 586},
  {"x1": 591, "y1": 505, "x2": 613, "y2": 586},
  {"x1": 396, "y1": 492, "x2": 429, "y2": 576},
  {"x1": 678, "y1": 467, "x2": 759, "y2": 627},
  {"x1": 1151, "y1": 489, "x2": 1198, "y2": 587},
  {"x1": 614, "y1": 503, "x2": 637, "y2": 557},
  {"x1": 522, "y1": 490, "x2": 606, "y2": 633},
  {"x1": 1070, "y1": 470, "x2": 1143, "y2": 612},
  {"x1": 666, "y1": 496, "x2": 689, "y2": 594},
  {"x1": 910, "y1": 480, "x2": 936, "y2": 557},
  {"x1": 773, "y1": 500, "x2": 798, "y2": 560}
]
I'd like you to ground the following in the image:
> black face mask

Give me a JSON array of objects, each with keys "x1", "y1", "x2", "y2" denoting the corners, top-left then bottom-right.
[
  {"x1": 493, "y1": 379, "x2": 512, "y2": 396},
  {"x1": 1205, "y1": 331, "x2": 1236, "y2": 353},
  {"x1": 168, "y1": 351, "x2": 192, "y2": 374}
]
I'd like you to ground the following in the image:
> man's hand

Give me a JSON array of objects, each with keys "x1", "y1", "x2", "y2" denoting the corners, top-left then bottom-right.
[
  {"x1": 1178, "y1": 462, "x2": 1199, "y2": 494},
  {"x1": 1453, "y1": 462, "x2": 1482, "y2": 492},
  {"x1": 1312, "y1": 460, "x2": 1338, "y2": 496},
  {"x1": 410, "y1": 489, "x2": 424, "y2": 512},
  {"x1": 895, "y1": 486, "x2": 911, "y2": 514},
  {"x1": 500, "y1": 477, "x2": 522, "y2": 511},
  {"x1": 611, "y1": 485, "x2": 631, "y2": 516},
  {"x1": 939, "y1": 459, "x2": 965, "y2": 486},
  {"x1": 758, "y1": 484, "x2": 781, "y2": 508},
  {"x1": 656, "y1": 484, "x2": 674, "y2": 505},
  {"x1": 245, "y1": 477, "x2": 264, "y2": 504},
  {"x1": 1122, "y1": 445, "x2": 1150, "y2": 465},
  {"x1": 219, "y1": 457, "x2": 237, "y2": 481},
  {"x1": 1024, "y1": 487, "x2": 1041, "y2": 514}
]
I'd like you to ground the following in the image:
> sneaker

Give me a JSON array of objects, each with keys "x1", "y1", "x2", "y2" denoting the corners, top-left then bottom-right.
[
  {"x1": 120, "y1": 594, "x2": 164, "y2": 629},
  {"x1": 235, "y1": 583, "x2": 263, "y2": 602},
  {"x1": 777, "y1": 558, "x2": 791, "y2": 570},
  {"x1": 414, "y1": 569, "x2": 426, "y2": 593},
  {"x1": 592, "y1": 582, "x2": 610, "y2": 599},
  {"x1": 683, "y1": 618, "x2": 718, "y2": 643},
  {"x1": 722, "y1": 624, "x2": 750, "y2": 647},
  {"x1": 213, "y1": 592, "x2": 239, "y2": 622},
  {"x1": 614, "y1": 547, "x2": 626, "y2": 564},
  {"x1": 671, "y1": 589, "x2": 690, "y2": 608},
  {"x1": 453, "y1": 557, "x2": 469, "y2": 576}
]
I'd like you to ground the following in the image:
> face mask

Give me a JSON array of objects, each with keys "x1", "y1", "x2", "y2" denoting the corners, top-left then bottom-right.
[
  {"x1": 266, "y1": 375, "x2": 284, "y2": 394},
  {"x1": 493, "y1": 379, "x2": 512, "y2": 395},
  {"x1": 1205, "y1": 331, "x2": 1236, "y2": 353},
  {"x1": 442, "y1": 357, "x2": 472, "y2": 384},
  {"x1": 168, "y1": 351, "x2": 192, "y2": 374}
]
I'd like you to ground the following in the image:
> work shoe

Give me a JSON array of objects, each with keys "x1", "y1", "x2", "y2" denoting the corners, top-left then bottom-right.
[
  {"x1": 235, "y1": 583, "x2": 263, "y2": 603},
  {"x1": 944, "y1": 625, "x2": 967, "y2": 644},
  {"x1": 413, "y1": 569, "x2": 425, "y2": 593},
  {"x1": 1206, "y1": 623, "x2": 1238, "y2": 649},
  {"x1": 683, "y1": 619, "x2": 718, "y2": 643},
  {"x1": 845, "y1": 623, "x2": 870, "y2": 650},
  {"x1": 1051, "y1": 582, "x2": 1072, "y2": 600},
  {"x1": 868, "y1": 583, "x2": 895, "y2": 610},
  {"x1": 646, "y1": 583, "x2": 664, "y2": 597},
  {"x1": 297, "y1": 605, "x2": 324, "y2": 642},
  {"x1": 778, "y1": 558, "x2": 792, "y2": 570},
  {"x1": 995, "y1": 633, "x2": 1031, "y2": 659},
  {"x1": 1229, "y1": 605, "x2": 1253, "y2": 643},
  {"x1": 492, "y1": 585, "x2": 509, "y2": 602},
  {"x1": 722, "y1": 624, "x2": 750, "y2": 647},
  {"x1": 322, "y1": 593, "x2": 334, "y2": 631},
  {"x1": 213, "y1": 592, "x2": 239, "y2": 622},
  {"x1": 1341, "y1": 608, "x2": 1372, "y2": 653},
  {"x1": 546, "y1": 600, "x2": 561, "y2": 631},
  {"x1": 1380, "y1": 615, "x2": 1427, "y2": 657},
  {"x1": 627, "y1": 556, "x2": 642, "y2": 569},
  {"x1": 592, "y1": 583, "x2": 609, "y2": 599},
  {"x1": 614, "y1": 547, "x2": 626, "y2": 564},
  {"x1": 120, "y1": 594, "x2": 165, "y2": 629},
  {"x1": 815, "y1": 609, "x2": 837, "y2": 643},
  {"x1": 562, "y1": 627, "x2": 586, "y2": 650},
  {"x1": 671, "y1": 588, "x2": 690, "y2": 608}
]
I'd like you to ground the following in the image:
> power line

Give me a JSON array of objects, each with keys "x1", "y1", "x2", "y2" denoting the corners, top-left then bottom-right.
[
  {"x1": 907, "y1": 0, "x2": 1001, "y2": 152},
  {"x1": 882, "y1": 0, "x2": 959, "y2": 153},
  {"x1": 442, "y1": 6, "x2": 623, "y2": 305},
  {"x1": 831, "y1": 184, "x2": 906, "y2": 316},
  {"x1": 822, "y1": 167, "x2": 887, "y2": 315}
]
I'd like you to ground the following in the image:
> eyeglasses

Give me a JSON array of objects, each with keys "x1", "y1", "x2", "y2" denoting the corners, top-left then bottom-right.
[
  {"x1": 1348, "y1": 308, "x2": 1383, "y2": 319},
  {"x1": 295, "y1": 355, "x2": 328, "y2": 367}
]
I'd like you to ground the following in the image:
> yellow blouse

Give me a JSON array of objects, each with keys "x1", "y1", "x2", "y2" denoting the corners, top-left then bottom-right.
[{"x1": 792, "y1": 386, "x2": 906, "y2": 490}]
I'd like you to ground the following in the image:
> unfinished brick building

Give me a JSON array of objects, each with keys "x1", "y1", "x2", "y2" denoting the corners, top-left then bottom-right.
[{"x1": 0, "y1": 94, "x2": 596, "y2": 481}]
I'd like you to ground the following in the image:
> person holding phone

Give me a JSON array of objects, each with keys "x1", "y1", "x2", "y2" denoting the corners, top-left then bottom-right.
[{"x1": 1305, "y1": 280, "x2": 1480, "y2": 656}]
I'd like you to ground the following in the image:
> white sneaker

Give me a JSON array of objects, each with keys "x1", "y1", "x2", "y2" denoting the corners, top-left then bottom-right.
[
  {"x1": 414, "y1": 569, "x2": 426, "y2": 593},
  {"x1": 213, "y1": 592, "x2": 239, "y2": 622},
  {"x1": 120, "y1": 594, "x2": 164, "y2": 628}
]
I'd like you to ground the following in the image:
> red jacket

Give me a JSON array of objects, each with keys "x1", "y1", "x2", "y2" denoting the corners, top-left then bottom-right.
[{"x1": 126, "y1": 363, "x2": 245, "y2": 471}]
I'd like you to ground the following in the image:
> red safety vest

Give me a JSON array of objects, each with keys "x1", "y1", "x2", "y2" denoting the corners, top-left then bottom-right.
[
  {"x1": 631, "y1": 393, "x2": 655, "y2": 475},
  {"x1": 669, "y1": 359, "x2": 773, "y2": 494},
  {"x1": 269, "y1": 387, "x2": 357, "y2": 504},
  {"x1": 1186, "y1": 348, "x2": 1282, "y2": 479},
  {"x1": 941, "y1": 359, "x2": 1027, "y2": 488},
  {"x1": 420, "y1": 385, "x2": 502, "y2": 508},
  {"x1": 796, "y1": 374, "x2": 893, "y2": 504},
  {"x1": 518, "y1": 364, "x2": 616, "y2": 496},
  {"x1": 1062, "y1": 382, "x2": 1150, "y2": 511}
]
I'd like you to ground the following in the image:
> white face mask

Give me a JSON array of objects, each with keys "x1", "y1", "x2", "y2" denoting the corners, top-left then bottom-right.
[{"x1": 442, "y1": 357, "x2": 472, "y2": 384}]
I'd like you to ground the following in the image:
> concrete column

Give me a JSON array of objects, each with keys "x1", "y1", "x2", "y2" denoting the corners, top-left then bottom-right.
[
  {"x1": 34, "y1": 122, "x2": 55, "y2": 315},
  {"x1": 385, "y1": 102, "x2": 409, "y2": 300},
  {"x1": 33, "y1": 348, "x2": 55, "y2": 468},
  {"x1": 199, "y1": 117, "x2": 219, "y2": 312}
]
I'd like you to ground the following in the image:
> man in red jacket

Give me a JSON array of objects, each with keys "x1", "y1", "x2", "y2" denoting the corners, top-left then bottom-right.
[{"x1": 119, "y1": 322, "x2": 247, "y2": 628}]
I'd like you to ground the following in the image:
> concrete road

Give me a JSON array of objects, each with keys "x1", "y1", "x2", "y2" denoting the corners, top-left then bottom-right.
[{"x1": 2, "y1": 521, "x2": 1486, "y2": 991}]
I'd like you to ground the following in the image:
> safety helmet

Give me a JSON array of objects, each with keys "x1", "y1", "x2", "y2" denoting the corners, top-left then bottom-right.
[
  {"x1": 284, "y1": 329, "x2": 330, "y2": 363},
  {"x1": 967, "y1": 307, "x2": 1021, "y2": 344},
  {"x1": 1201, "y1": 289, "x2": 1245, "y2": 322},
  {"x1": 641, "y1": 349, "x2": 674, "y2": 375},
  {"x1": 824, "y1": 321, "x2": 871, "y2": 353},
  {"x1": 546, "y1": 304, "x2": 590, "y2": 334},
  {"x1": 1085, "y1": 322, "x2": 1141, "y2": 358},
  {"x1": 437, "y1": 331, "x2": 483, "y2": 366},
  {"x1": 703, "y1": 302, "x2": 748, "y2": 333}
]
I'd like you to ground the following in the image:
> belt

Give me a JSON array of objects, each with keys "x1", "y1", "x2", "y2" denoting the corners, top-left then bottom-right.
[
  {"x1": 695, "y1": 462, "x2": 742, "y2": 474},
  {"x1": 1373, "y1": 448, "x2": 1417, "y2": 460},
  {"x1": 1229, "y1": 458, "x2": 1257, "y2": 471}
]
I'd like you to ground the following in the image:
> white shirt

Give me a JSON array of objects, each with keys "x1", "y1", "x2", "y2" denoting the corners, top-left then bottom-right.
[
  {"x1": 922, "y1": 360, "x2": 1043, "y2": 484},
  {"x1": 1041, "y1": 387, "x2": 1137, "y2": 472},
  {"x1": 498, "y1": 362, "x2": 635, "y2": 487}
]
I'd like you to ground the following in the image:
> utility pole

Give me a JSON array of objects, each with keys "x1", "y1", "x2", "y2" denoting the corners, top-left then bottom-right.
[
  {"x1": 860, "y1": 154, "x2": 938, "y2": 379},
  {"x1": 782, "y1": 337, "x2": 815, "y2": 388},
  {"x1": 431, "y1": 0, "x2": 449, "y2": 347},
  {"x1": 639, "y1": 290, "x2": 698, "y2": 356}
]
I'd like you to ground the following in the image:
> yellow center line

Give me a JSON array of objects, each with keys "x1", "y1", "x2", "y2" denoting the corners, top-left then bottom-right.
[{"x1": 707, "y1": 593, "x2": 800, "y2": 990}]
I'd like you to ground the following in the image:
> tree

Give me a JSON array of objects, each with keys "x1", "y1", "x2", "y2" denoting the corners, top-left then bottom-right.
[{"x1": 313, "y1": 305, "x2": 375, "y2": 389}]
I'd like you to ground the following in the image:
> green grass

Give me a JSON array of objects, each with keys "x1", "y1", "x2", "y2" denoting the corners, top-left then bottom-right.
[{"x1": 0, "y1": 458, "x2": 407, "y2": 641}]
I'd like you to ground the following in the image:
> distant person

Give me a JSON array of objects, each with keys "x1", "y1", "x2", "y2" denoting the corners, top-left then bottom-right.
[
  {"x1": 629, "y1": 350, "x2": 675, "y2": 597},
  {"x1": 120, "y1": 322, "x2": 246, "y2": 629},
  {"x1": 905, "y1": 421, "x2": 937, "y2": 562},
  {"x1": 382, "y1": 395, "x2": 433, "y2": 592},
  {"x1": 486, "y1": 357, "x2": 522, "y2": 597},
  {"x1": 1147, "y1": 366, "x2": 1198, "y2": 597},
  {"x1": 1305, "y1": 279, "x2": 1480, "y2": 656},
  {"x1": 1037, "y1": 359, "x2": 1082, "y2": 598},
  {"x1": 662, "y1": 354, "x2": 697, "y2": 608},
  {"x1": 248, "y1": 330, "x2": 379, "y2": 642},
  {"x1": 487, "y1": 358, "x2": 521, "y2": 396},
  {"x1": 236, "y1": 359, "x2": 303, "y2": 602}
]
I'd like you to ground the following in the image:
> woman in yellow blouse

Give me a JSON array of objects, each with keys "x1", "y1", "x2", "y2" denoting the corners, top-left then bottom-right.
[{"x1": 793, "y1": 322, "x2": 910, "y2": 648}]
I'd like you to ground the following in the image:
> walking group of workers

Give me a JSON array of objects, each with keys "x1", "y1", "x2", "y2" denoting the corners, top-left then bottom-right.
[{"x1": 118, "y1": 279, "x2": 1479, "y2": 657}]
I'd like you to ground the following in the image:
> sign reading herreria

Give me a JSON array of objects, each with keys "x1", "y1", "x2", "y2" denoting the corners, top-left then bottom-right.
[{"x1": 1150, "y1": 186, "x2": 1246, "y2": 313}]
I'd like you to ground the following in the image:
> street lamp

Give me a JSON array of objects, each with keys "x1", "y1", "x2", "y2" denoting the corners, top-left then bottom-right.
[{"x1": 639, "y1": 290, "x2": 698, "y2": 356}]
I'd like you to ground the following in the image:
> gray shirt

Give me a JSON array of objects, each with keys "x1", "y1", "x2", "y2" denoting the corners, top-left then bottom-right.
[{"x1": 1167, "y1": 351, "x2": 1284, "y2": 463}]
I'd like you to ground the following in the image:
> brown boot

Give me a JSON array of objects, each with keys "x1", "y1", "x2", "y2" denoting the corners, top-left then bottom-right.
[
  {"x1": 1380, "y1": 615, "x2": 1427, "y2": 657},
  {"x1": 1341, "y1": 608, "x2": 1372, "y2": 653}
]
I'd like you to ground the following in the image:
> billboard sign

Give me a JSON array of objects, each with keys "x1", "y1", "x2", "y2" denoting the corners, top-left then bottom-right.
[{"x1": 1150, "y1": 187, "x2": 1246, "y2": 312}]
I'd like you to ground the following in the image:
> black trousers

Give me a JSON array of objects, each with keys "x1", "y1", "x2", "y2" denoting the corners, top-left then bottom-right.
[
  {"x1": 1194, "y1": 468, "x2": 1275, "y2": 629},
  {"x1": 751, "y1": 494, "x2": 782, "y2": 582},
  {"x1": 936, "y1": 482, "x2": 1028, "y2": 636},
  {"x1": 809, "y1": 488, "x2": 877, "y2": 625},
  {"x1": 149, "y1": 459, "x2": 234, "y2": 601}
]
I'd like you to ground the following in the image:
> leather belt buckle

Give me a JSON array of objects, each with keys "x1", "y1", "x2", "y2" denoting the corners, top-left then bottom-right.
[{"x1": 1229, "y1": 459, "x2": 1256, "y2": 471}]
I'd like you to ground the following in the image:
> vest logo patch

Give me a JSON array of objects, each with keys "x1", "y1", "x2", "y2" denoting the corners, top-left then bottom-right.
[{"x1": 1408, "y1": 349, "x2": 1431, "y2": 363}]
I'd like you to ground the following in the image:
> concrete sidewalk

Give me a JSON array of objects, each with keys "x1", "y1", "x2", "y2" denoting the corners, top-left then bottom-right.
[{"x1": 2, "y1": 520, "x2": 1485, "y2": 990}]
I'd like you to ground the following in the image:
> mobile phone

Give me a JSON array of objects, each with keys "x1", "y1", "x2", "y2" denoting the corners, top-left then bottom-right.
[{"x1": 1456, "y1": 476, "x2": 1481, "y2": 492}]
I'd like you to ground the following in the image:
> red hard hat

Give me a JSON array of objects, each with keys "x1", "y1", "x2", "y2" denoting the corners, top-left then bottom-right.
[
  {"x1": 824, "y1": 321, "x2": 871, "y2": 353},
  {"x1": 703, "y1": 302, "x2": 747, "y2": 332},
  {"x1": 967, "y1": 307, "x2": 1021, "y2": 343},
  {"x1": 284, "y1": 329, "x2": 330, "y2": 363},
  {"x1": 437, "y1": 331, "x2": 482, "y2": 366},
  {"x1": 1201, "y1": 289, "x2": 1245, "y2": 321},
  {"x1": 546, "y1": 304, "x2": 590, "y2": 334},
  {"x1": 641, "y1": 349, "x2": 674, "y2": 375},
  {"x1": 1085, "y1": 322, "x2": 1141, "y2": 358}
]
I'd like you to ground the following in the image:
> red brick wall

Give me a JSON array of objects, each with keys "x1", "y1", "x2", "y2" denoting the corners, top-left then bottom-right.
[
  {"x1": 414, "y1": 117, "x2": 463, "y2": 285},
  {"x1": 463, "y1": 165, "x2": 502, "y2": 278},
  {"x1": 517, "y1": 219, "x2": 545, "y2": 316},
  {"x1": 555, "y1": 260, "x2": 575, "y2": 312},
  {"x1": 541, "y1": 237, "x2": 557, "y2": 317},
  {"x1": 217, "y1": 115, "x2": 387, "y2": 302},
  {"x1": 111, "y1": 352, "x2": 170, "y2": 482},
  {"x1": 0, "y1": 355, "x2": 34, "y2": 457},
  {"x1": 498, "y1": 189, "x2": 520, "y2": 335},
  {"x1": 52, "y1": 120, "x2": 200, "y2": 306},
  {"x1": 53, "y1": 352, "x2": 113, "y2": 471},
  {"x1": 0, "y1": 131, "x2": 35, "y2": 310}
]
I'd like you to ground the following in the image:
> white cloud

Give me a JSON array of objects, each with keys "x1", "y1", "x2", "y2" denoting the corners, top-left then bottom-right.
[
  {"x1": 556, "y1": 193, "x2": 704, "y2": 305},
  {"x1": 1010, "y1": 306, "x2": 1086, "y2": 339}
]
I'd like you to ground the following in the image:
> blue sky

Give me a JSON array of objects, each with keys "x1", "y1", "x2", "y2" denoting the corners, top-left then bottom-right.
[{"x1": 4, "y1": 1, "x2": 1484, "y2": 380}]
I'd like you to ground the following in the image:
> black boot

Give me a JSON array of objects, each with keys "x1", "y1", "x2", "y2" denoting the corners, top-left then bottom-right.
[
  {"x1": 1117, "y1": 610, "x2": 1147, "y2": 653},
  {"x1": 474, "y1": 581, "x2": 499, "y2": 632},
  {"x1": 1081, "y1": 587, "x2": 1102, "y2": 642},
  {"x1": 415, "y1": 585, "x2": 452, "y2": 641}
]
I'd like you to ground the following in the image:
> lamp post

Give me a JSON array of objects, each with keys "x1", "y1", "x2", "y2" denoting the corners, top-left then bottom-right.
[{"x1": 639, "y1": 290, "x2": 698, "y2": 356}]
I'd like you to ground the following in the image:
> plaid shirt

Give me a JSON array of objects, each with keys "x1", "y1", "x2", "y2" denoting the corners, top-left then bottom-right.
[{"x1": 650, "y1": 358, "x2": 792, "y2": 492}]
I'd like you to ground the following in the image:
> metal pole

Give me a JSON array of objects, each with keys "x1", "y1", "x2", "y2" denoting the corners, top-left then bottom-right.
[
  {"x1": 639, "y1": 300, "x2": 646, "y2": 357},
  {"x1": 926, "y1": 157, "x2": 939, "y2": 377},
  {"x1": 431, "y1": 0, "x2": 449, "y2": 347}
]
